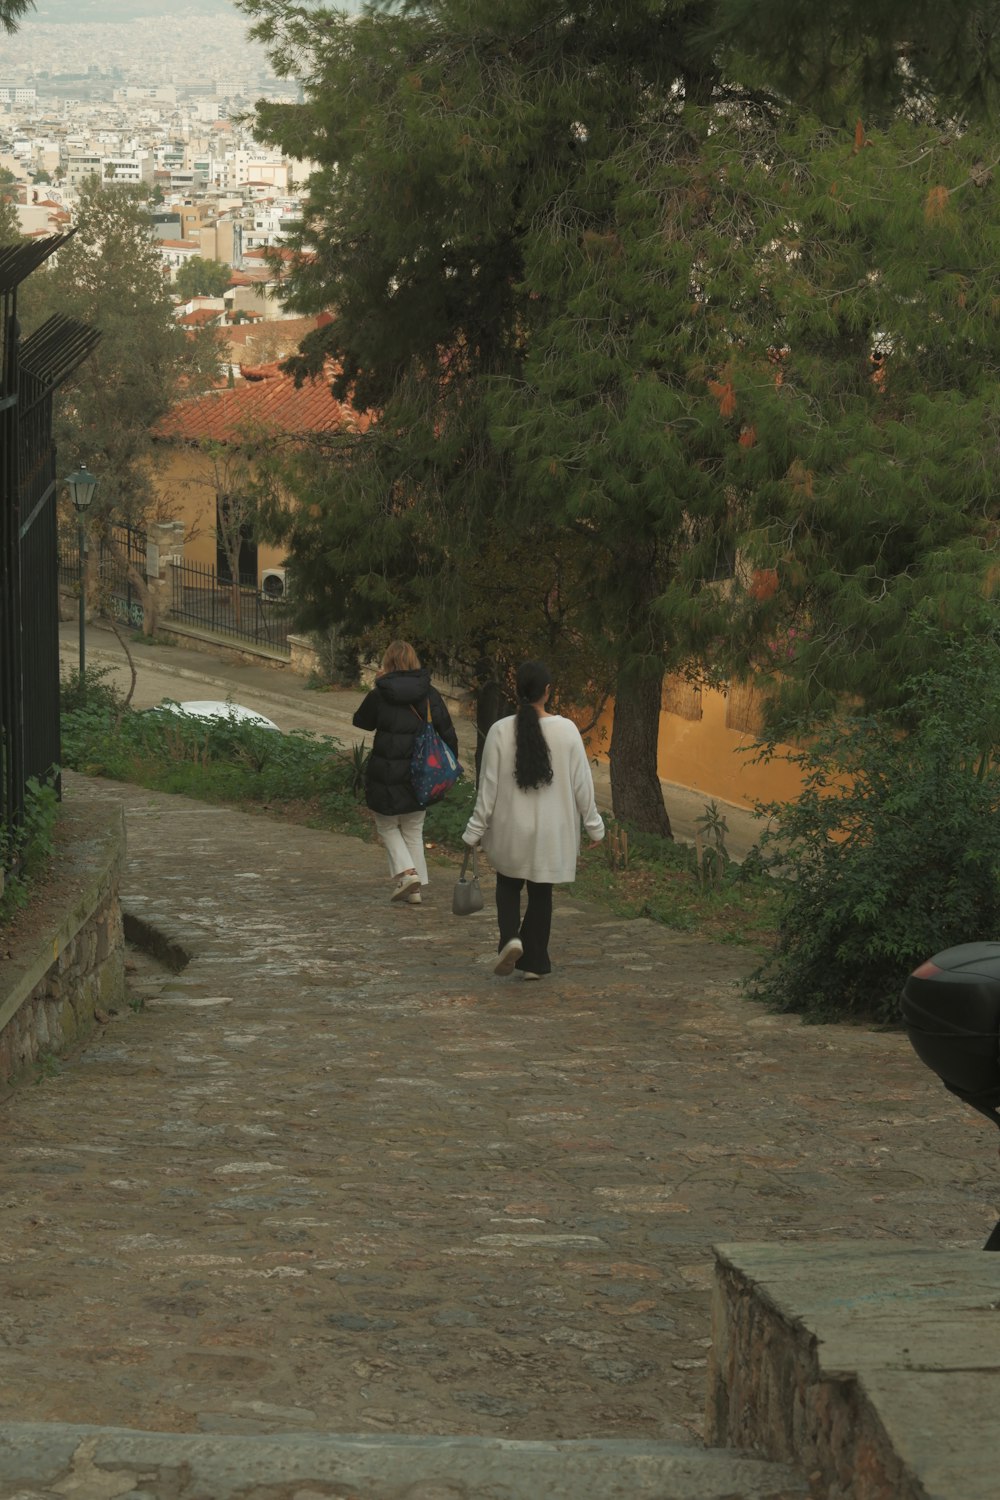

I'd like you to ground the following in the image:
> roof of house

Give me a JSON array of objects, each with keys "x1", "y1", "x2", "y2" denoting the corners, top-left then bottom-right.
[
  {"x1": 177, "y1": 308, "x2": 222, "y2": 327},
  {"x1": 223, "y1": 312, "x2": 331, "y2": 351},
  {"x1": 242, "y1": 246, "x2": 314, "y2": 265},
  {"x1": 153, "y1": 362, "x2": 368, "y2": 444}
]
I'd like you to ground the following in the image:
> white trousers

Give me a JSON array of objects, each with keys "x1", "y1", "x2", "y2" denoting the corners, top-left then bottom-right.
[{"x1": 373, "y1": 810, "x2": 428, "y2": 885}]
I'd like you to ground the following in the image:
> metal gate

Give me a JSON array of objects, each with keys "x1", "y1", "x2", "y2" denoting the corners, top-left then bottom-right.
[{"x1": 98, "y1": 523, "x2": 147, "y2": 631}]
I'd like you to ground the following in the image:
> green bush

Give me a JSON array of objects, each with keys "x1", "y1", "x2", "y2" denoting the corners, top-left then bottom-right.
[
  {"x1": 60, "y1": 665, "x2": 127, "y2": 716},
  {"x1": 748, "y1": 635, "x2": 1000, "y2": 1025},
  {"x1": 1, "y1": 776, "x2": 60, "y2": 925},
  {"x1": 61, "y1": 701, "x2": 369, "y2": 837}
]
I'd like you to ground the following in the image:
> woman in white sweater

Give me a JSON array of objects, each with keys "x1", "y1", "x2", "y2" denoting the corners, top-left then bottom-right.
[{"x1": 462, "y1": 661, "x2": 605, "y2": 979}]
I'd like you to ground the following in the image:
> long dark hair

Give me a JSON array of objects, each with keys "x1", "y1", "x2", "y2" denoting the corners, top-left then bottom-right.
[{"x1": 514, "y1": 661, "x2": 553, "y2": 791}]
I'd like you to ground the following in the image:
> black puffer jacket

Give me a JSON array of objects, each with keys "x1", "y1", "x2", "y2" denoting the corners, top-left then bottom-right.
[{"x1": 352, "y1": 668, "x2": 460, "y2": 816}]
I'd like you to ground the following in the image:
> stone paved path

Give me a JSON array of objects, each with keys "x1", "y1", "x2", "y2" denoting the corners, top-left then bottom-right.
[{"x1": 0, "y1": 775, "x2": 995, "y2": 1448}]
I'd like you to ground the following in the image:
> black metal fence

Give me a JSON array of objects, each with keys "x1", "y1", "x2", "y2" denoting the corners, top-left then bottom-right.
[
  {"x1": 169, "y1": 555, "x2": 292, "y2": 655},
  {"x1": 0, "y1": 235, "x2": 100, "y2": 874},
  {"x1": 59, "y1": 530, "x2": 293, "y2": 656},
  {"x1": 57, "y1": 528, "x2": 81, "y2": 592},
  {"x1": 98, "y1": 523, "x2": 146, "y2": 631}
]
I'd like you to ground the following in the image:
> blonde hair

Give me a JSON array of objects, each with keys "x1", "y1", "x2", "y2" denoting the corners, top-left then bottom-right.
[{"x1": 381, "y1": 639, "x2": 421, "y2": 673}]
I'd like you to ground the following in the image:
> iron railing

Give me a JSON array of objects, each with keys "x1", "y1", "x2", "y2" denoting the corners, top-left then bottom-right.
[
  {"x1": 0, "y1": 234, "x2": 100, "y2": 872},
  {"x1": 58, "y1": 528, "x2": 81, "y2": 591},
  {"x1": 169, "y1": 555, "x2": 291, "y2": 654}
]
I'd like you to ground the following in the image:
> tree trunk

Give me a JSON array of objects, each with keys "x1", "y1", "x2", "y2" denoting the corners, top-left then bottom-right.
[
  {"x1": 609, "y1": 671, "x2": 672, "y2": 838},
  {"x1": 473, "y1": 677, "x2": 513, "y2": 780}
]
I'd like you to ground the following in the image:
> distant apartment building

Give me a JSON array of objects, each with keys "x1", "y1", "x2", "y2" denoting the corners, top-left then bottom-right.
[
  {"x1": 199, "y1": 217, "x2": 237, "y2": 265},
  {"x1": 103, "y1": 152, "x2": 154, "y2": 186},
  {"x1": 240, "y1": 199, "x2": 303, "y2": 255},
  {"x1": 149, "y1": 211, "x2": 183, "y2": 240},
  {"x1": 31, "y1": 140, "x2": 62, "y2": 177},
  {"x1": 193, "y1": 100, "x2": 227, "y2": 124},
  {"x1": 156, "y1": 145, "x2": 186, "y2": 173},
  {"x1": 157, "y1": 238, "x2": 202, "y2": 280},
  {"x1": 212, "y1": 150, "x2": 290, "y2": 194},
  {"x1": 176, "y1": 202, "x2": 214, "y2": 239},
  {"x1": 0, "y1": 82, "x2": 37, "y2": 106},
  {"x1": 113, "y1": 85, "x2": 178, "y2": 107},
  {"x1": 65, "y1": 151, "x2": 102, "y2": 189}
]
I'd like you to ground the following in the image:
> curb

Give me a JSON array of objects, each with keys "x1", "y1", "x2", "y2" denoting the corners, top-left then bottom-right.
[
  {"x1": 0, "y1": 1423, "x2": 808, "y2": 1500},
  {"x1": 69, "y1": 642, "x2": 347, "y2": 724},
  {"x1": 122, "y1": 910, "x2": 194, "y2": 973}
]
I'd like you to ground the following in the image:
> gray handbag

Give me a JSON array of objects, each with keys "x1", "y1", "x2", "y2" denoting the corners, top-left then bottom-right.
[{"x1": 452, "y1": 846, "x2": 485, "y2": 916}]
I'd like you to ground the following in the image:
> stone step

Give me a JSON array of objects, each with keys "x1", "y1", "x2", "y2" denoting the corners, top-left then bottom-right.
[
  {"x1": 708, "y1": 1242, "x2": 1000, "y2": 1500},
  {"x1": 0, "y1": 1423, "x2": 809, "y2": 1500}
]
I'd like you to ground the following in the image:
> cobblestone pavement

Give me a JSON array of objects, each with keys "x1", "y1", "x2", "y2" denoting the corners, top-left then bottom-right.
[{"x1": 1, "y1": 774, "x2": 995, "y2": 1448}]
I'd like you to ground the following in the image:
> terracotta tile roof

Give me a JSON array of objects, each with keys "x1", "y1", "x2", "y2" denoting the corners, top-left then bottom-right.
[
  {"x1": 177, "y1": 308, "x2": 221, "y2": 327},
  {"x1": 153, "y1": 364, "x2": 369, "y2": 444},
  {"x1": 239, "y1": 361, "x2": 283, "y2": 379},
  {"x1": 159, "y1": 238, "x2": 200, "y2": 250},
  {"x1": 243, "y1": 246, "x2": 314, "y2": 264}
]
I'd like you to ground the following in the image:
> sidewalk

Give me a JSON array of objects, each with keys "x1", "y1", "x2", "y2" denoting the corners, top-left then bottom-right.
[
  {"x1": 2, "y1": 772, "x2": 994, "y2": 1454},
  {"x1": 59, "y1": 620, "x2": 769, "y2": 860}
]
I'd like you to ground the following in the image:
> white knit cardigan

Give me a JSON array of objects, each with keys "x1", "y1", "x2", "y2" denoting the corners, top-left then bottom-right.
[{"x1": 463, "y1": 714, "x2": 605, "y2": 884}]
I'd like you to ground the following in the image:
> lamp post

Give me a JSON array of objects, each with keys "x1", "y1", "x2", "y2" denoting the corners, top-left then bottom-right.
[{"x1": 64, "y1": 464, "x2": 99, "y2": 687}]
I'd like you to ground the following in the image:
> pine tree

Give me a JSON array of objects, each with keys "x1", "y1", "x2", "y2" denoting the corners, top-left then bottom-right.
[
  {"x1": 0, "y1": 0, "x2": 33, "y2": 34},
  {"x1": 242, "y1": 0, "x2": 1000, "y2": 830},
  {"x1": 711, "y1": 0, "x2": 1000, "y2": 123}
]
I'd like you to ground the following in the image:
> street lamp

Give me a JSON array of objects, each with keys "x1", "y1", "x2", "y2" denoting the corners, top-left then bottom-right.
[{"x1": 64, "y1": 464, "x2": 99, "y2": 687}]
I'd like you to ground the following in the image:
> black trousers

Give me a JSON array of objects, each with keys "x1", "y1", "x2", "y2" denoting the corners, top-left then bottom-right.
[{"x1": 495, "y1": 872, "x2": 553, "y2": 975}]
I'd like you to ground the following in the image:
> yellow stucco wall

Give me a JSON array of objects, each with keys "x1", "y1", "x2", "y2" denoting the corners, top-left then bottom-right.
[
  {"x1": 657, "y1": 685, "x2": 803, "y2": 808},
  {"x1": 150, "y1": 444, "x2": 287, "y2": 576},
  {"x1": 586, "y1": 677, "x2": 804, "y2": 809}
]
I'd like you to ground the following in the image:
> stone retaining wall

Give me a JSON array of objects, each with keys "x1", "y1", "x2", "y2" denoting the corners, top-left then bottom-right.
[
  {"x1": 705, "y1": 1243, "x2": 948, "y2": 1500},
  {"x1": 0, "y1": 795, "x2": 126, "y2": 1089}
]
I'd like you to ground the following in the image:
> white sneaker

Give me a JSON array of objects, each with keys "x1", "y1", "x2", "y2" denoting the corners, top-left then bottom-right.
[
  {"x1": 406, "y1": 890, "x2": 422, "y2": 905},
  {"x1": 391, "y1": 875, "x2": 421, "y2": 902},
  {"x1": 494, "y1": 938, "x2": 523, "y2": 976},
  {"x1": 521, "y1": 971, "x2": 542, "y2": 981}
]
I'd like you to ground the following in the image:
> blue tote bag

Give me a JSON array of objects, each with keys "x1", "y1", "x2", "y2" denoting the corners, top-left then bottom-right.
[{"x1": 410, "y1": 700, "x2": 462, "y2": 806}]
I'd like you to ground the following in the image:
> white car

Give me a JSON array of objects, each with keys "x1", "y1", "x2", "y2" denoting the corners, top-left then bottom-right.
[{"x1": 153, "y1": 700, "x2": 280, "y2": 731}]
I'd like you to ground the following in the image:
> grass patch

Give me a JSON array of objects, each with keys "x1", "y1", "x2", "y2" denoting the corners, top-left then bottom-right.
[
  {"x1": 567, "y1": 822, "x2": 781, "y2": 949},
  {"x1": 61, "y1": 694, "x2": 779, "y2": 950}
]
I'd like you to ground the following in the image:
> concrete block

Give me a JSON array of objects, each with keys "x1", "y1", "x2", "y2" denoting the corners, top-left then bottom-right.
[{"x1": 708, "y1": 1241, "x2": 1000, "y2": 1500}]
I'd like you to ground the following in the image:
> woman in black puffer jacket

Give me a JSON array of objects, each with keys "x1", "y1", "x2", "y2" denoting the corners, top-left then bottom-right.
[{"x1": 352, "y1": 640, "x2": 460, "y2": 905}]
